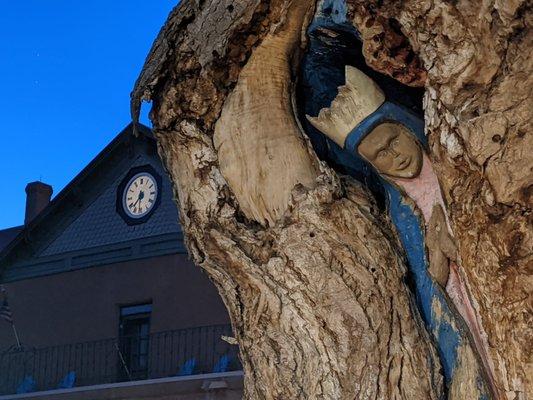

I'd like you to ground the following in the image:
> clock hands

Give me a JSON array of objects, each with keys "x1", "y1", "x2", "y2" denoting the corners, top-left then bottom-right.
[
  {"x1": 124, "y1": 174, "x2": 157, "y2": 219},
  {"x1": 131, "y1": 189, "x2": 147, "y2": 214}
]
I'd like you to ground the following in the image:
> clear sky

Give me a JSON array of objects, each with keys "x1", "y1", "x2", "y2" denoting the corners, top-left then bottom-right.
[{"x1": 0, "y1": 1, "x2": 177, "y2": 229}]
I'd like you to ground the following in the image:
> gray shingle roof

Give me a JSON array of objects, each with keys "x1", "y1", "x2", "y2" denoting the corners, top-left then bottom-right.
[
  {"x1": 0, "y1": 226, "x2": 23, "y2": 252},
  {"x1": 40, "y1": 154, "x2": 181, "y2": 257}
]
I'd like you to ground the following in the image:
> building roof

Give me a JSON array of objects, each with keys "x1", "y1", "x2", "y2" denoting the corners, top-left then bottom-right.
[
  {"x1": 0, "y1": 226, "x2": 23, "y2": 253},
  {"x1": 0, "y1": 123, "x2": 185, "y2": 282}
]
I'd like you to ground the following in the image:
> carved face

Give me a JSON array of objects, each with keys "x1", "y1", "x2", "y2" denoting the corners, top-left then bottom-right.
[{"x1": 358, "y1": 123, "x2": 423, "y2": 179}]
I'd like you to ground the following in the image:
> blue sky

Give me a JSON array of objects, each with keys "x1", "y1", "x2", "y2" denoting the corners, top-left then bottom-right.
[{"x1": 0, "y1": 1, "x2": 177, "y2": 229}]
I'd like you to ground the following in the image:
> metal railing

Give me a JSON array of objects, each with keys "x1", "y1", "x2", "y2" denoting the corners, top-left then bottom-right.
[{"x1": 0, "y1": 324, "x2": 241, "y2": 395}]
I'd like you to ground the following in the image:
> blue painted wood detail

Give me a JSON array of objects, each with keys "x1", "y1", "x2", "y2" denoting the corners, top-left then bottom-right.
[
  {"x1": 299, "y1": 2, "x2": 492, "y2": 397},
  {"x1": 344, "y1": 105, "x2": 488, "y2": 393},
  {"x1": 344, "y1": 101, "x2": 428, "y2": 153},
  {"x1": 344, "y1": 111, "x2": 489, "y2": 395}
]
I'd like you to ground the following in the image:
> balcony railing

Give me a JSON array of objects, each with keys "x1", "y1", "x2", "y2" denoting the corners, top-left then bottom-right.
[{"x1": 0, "y1": 324, "x2": 241, "y2": 395}]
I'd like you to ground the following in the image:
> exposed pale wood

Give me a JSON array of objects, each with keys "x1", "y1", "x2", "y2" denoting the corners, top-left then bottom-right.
[
  {"x1": 306, "y1": 66, "x2": 385, "y2": 147},
  {"x1": 213, "y1": 1, "x2": 318, "y2": 225}
]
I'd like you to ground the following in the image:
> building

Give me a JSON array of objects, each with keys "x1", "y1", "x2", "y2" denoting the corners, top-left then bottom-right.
[{"x1": 0, "y1": 123, "x2": 243, "y2": 399}]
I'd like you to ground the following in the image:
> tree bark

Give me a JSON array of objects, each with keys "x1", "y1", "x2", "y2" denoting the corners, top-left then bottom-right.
[
  {"x1": 346, "y1": 2, "x2": 532, "y2": 398},
  {"x1": 132, "y1": 0, "x2": 531, "y2": 399}
]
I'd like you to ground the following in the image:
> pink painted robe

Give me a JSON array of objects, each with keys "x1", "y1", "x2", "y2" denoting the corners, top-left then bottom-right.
[{"x1": 391, "y1": 154, "x2": 495, "y2": 388}]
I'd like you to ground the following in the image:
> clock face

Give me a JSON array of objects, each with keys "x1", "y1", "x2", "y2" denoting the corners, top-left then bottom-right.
[{"x1": 122, "y1": 172, "x2": 158, "y2": 219}]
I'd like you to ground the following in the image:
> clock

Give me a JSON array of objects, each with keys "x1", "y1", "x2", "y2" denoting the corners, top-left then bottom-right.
[{"x1": 117, "y1": 165, "x2": 162, "y2": 225}]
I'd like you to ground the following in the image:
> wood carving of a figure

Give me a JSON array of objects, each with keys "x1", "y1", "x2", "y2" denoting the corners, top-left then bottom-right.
[{"x1": 307, "y1": 66, "x2": 496, "y2": 398}]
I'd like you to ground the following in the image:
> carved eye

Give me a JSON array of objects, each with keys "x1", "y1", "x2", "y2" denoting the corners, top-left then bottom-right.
[
  {"x1": 378, "y1": 149, "x2": 388, "y2": 158},
  {"x1": 392, "y1": 138, "x2": 400, "y2": 148}
]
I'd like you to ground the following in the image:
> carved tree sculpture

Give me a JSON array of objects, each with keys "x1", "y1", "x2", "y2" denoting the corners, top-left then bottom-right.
[{"x1": 131, "y1": 1, "x2": 531, "y2": 399}]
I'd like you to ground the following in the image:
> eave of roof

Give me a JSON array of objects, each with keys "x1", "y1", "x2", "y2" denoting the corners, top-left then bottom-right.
[{"x1": 0, "y1": 226, "x2": 24, "y2": 252}]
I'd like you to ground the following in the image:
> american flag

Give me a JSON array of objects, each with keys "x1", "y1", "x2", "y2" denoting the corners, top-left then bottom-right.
[{"x1": 0, "y1": 297, "x2": 13, "y2": 324}]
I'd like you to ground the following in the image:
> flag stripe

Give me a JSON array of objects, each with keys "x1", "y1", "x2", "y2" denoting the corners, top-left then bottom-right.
[{"x1": 0, "y1": 299, "x2": 13, "y2": 324}]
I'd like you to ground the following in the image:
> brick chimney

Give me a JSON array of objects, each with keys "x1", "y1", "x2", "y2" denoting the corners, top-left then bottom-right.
[{"x1": 25, "y1": 182, "x2": 53, "y2": 225}]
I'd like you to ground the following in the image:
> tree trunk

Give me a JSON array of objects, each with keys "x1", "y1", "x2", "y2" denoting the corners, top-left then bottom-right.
[{"x1": 132, "y1": 0, "x2": 531, "y2": 399}]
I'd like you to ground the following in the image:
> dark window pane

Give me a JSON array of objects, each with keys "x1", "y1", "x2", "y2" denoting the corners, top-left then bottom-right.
[{"x1": 118, "y1": 303, "x2": 151, "y2": 381}]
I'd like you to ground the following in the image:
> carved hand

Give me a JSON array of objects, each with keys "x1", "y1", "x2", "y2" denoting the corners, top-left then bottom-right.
[{"x1": 426, "y1": 203, "x2": 457, "y2": 286}]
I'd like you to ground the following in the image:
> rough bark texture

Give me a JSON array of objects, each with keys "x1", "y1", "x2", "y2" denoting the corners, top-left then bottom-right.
[
  {"x1": 132, "y1": 0, "x2": 531, "y2": 399},
  {"x1": 133, "y1": 1, "x2": 445, "y2": 398},
  {"x1": 347, "y1": 2, "x2": 532, "y2": 398}
]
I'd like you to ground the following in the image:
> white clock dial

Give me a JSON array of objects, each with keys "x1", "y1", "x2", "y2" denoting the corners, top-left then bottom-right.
[{"x1": 122, "y1": 172, "x2": 158, "y2": 218}]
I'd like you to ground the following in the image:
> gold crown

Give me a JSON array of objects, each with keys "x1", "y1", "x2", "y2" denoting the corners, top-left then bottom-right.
[{"x1": 306, "y1": 66, "x2": 385, "y2": 147}]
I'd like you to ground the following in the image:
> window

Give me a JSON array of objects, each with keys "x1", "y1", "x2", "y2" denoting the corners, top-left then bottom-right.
[{"x1": 118, "y1": 303, "x2": 152, "y2": 381}]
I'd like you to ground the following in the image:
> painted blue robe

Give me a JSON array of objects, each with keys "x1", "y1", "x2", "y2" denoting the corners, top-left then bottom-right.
[
  {"x1": 343, "y1": 103, "x2": 490, "y2": 398},
  {"x1": 300, "y1": 4, "x2": 492, "y2": 397}
]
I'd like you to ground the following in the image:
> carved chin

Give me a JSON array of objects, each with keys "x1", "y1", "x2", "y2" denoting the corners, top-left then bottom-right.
[
  {"x1": 386, "y1": 158, "x2": 422, "y2": 179},
  {"x1": 401, "y1": 168, "x2": 419, "y2": 178},
  {"x1": 400, "y1": 158, "x2": 422, "y2": 178},
  {"x1": 387, "y1": 170, "x2": 415, "y2": 179}
]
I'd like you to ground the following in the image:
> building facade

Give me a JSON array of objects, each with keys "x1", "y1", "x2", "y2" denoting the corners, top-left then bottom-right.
[{"x1": 0, "y1": 124, "x2": 242, "y2": 399}]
